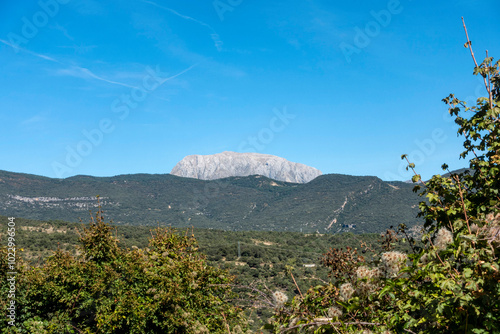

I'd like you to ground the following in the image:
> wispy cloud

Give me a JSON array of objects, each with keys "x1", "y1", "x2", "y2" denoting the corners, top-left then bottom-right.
[
  {"x1": 158, "y1": 63, "x2": 198, "y2": 84},
  {"x1": 55, "y1": 63, "x2": 198, "y2": 103},
  {"x1": 141, "y1": 0, "x2": 214, "y2": 31},
  {"x1": 0, "y1": 39, "x2": 61, "y2": 63},
  {"x1": 141, "y1": 0, "x2": 223, "y2": 51},
  {"x1": 57, "y1": 44, "x2": 98, "y2": 55},
  {"x1": 55, "y1": 66, "x2": 138, "y2": 89},
  {"x1": 20, "y1": 112, "x2": 51, "y2": 133},
  {"x1": 2, "y1": 38, "x2": 198, "y2": 99},
  {"x1": 22, "y1": 114, "x2": 46, "y2": 125},
  {"x1": 52, "y1": 23, "x2": 74, "y2": 41},
  {"x1": 1, "y1": 39, "x2": 142, "y2": 89},
  {"x1": 72, "y1": 0, "x2": 106, "y2": 16},
  {"x1": 161, "y1": 43, "x2": 246, "y2": 78}
]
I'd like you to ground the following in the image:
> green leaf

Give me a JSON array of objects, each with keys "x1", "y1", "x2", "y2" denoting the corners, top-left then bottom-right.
[{"x1": 379, "y1": 284, "x2": 393, "y2": 297}]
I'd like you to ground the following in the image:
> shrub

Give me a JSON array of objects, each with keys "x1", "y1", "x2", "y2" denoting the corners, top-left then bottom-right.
[
  {"x1": 0, "y1": 206, "x2": 247, "y2": 333},
  {"x1": 267, "y1": 21, "x2": 500, "y2": 334}
]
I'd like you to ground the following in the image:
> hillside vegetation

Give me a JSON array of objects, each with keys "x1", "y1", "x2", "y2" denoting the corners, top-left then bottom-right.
[
  {"x1": 1, "y1": 214, "x2": 407, "y2": 332},
  {"x1": 0, "y1": 171, "x2": 420, "y2": 234}
]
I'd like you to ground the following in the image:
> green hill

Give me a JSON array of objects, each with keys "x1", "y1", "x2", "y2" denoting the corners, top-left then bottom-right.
[{"x1": 0, "y1": 170, "x2": 421, "y2": 233}]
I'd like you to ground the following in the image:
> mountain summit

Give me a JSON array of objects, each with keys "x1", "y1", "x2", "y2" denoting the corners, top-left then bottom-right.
[{"x1": 170, "y1": 151, "x2": 322, "y2": 183}]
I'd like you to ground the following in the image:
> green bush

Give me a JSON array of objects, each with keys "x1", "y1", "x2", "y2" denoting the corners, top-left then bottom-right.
[
  {"x1": 267, "y1": 23, "x2": 499, "y2": 334},
  {"x1": 1, "y1": 207, "x2": 247, "y2": 333}
]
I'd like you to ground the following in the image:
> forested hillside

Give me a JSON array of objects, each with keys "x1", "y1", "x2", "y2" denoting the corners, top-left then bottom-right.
[
  {"x1": 0, "y1": 215, "x2": 404, "y2": 331},
  {"x1": 0, "y1": 171, "x2": 420, "y2": 233}
]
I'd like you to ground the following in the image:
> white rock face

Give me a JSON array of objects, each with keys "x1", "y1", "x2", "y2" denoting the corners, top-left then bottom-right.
[{"x1": 170, "y1": 151, "x2": 322, "y2": 183}]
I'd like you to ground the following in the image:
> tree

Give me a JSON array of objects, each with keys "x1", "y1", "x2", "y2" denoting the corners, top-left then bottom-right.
[
  {"x1": 1, "y1": 204, "x2": 247, "y2": 333},
  {"x1": 267, "y1": 19, "x2": 499, "y2": 333},
  {"x1": 384, "y1": 18, "x2": 500, "y2": 333}
]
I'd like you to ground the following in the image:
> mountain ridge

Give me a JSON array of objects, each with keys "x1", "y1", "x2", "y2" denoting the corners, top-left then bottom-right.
[{"x1": 0, "y1": 169, "x2": 421, "y2": 233}]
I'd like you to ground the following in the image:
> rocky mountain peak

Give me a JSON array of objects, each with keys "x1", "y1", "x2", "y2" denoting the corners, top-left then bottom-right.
[{"x1": 170, "y1": 151, "x2": 322, "y2": 183}]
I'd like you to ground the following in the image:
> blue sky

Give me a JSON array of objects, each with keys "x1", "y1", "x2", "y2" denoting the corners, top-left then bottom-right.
[{"x1": 1, "y1": 0, "x2": 499, "y2": 181}]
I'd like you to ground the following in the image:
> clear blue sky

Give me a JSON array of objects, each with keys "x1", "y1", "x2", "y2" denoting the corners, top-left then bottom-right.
[{"x1": 1, "y1": 0, "x2": 499, "y2": 181}]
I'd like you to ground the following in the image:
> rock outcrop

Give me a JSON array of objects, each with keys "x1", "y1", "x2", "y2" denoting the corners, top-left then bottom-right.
[{"x1": 170, "y1": 151, "x2": 322, "y2": 183}]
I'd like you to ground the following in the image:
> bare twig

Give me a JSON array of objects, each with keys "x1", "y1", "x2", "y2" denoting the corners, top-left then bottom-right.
[
  {"x1": 221, "y1": 313, "x2": 231, "y2": 334},
  {"x1": 404, "y1": 156, "x2": 426, "y2": 187},
  {"x1": 398, "y1": 225, "x2": 418, "y2": 254},
  {"x1": 487, "y1": 50, "x2": 493, "y2": 104},
  {"x1": 283, "y1": 320, "x2": 382, "y2": 332},
  {"x1": 404, "y1": 155, "x2": 455, "y2": 230},
  {"x1": 403, "y1": 329, "x2": 418, "y2": 334},
  {"x1": 70, "y1": 324, "x2": 85, "y2": 334},
  {"x1": 428, "y1": 237, "x2": 460, "y2": 279},
  {"x1": 453, "y1": 175, "x2": 471, "y2": 234},
  {"x1": 462, "y1": 17, "x2": 493, "y2": 109},
  {"x1": 289, "y1": 269, "x2": 304, "y2": 299},
  {"x1": 210, "y1": 283, "x2": 276, "y2": 308}
]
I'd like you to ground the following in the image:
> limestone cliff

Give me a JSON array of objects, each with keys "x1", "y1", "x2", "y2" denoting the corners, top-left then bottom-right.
[{"x1": 170, "y1": 152, "x2": 322, "y2": 183}]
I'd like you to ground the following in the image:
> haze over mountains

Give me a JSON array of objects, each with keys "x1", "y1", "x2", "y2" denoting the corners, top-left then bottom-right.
[{"x1": 170, "y1": 152, "x2": 322, "y2": 184}]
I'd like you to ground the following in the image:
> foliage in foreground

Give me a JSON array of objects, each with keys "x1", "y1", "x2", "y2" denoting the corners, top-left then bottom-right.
[
  {"x1": 268, "y1": 25, "x2": 500, "y2": 333},
  {"x1": 0, "y1": 206, "x2": 247, "y2": 333},
  {"x1": 2, "y1": 214, "x2": 400, "y2": 332}
]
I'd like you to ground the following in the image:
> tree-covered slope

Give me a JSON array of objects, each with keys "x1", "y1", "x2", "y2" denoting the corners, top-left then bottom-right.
[{"x1": 0, "y1": 170, "x2": 420, "y2": 233}]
